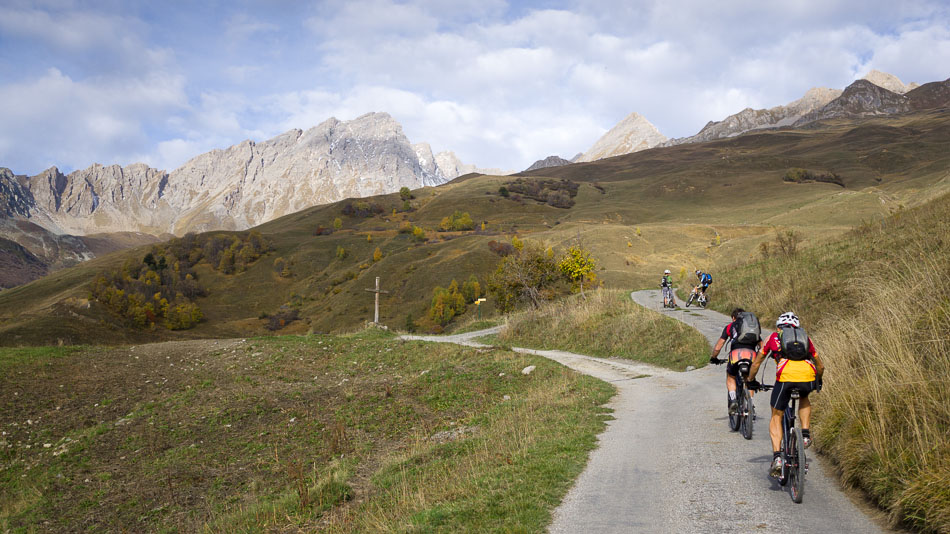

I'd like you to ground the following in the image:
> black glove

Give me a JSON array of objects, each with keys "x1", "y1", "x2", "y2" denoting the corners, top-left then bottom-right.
[
  {"x1": 816, "y1": 378, "x2": 823, "y2": 392},
  {"x1": 747, "y1": 379, "x2": 761, "y2": 391},
  {"x1": 709, "y1": 357, "x2": 724, "y2": 365}
]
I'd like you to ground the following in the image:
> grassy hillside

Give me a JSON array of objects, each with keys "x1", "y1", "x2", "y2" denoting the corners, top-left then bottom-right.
[
  {"x1": 708, "y1": 193, "x2": 950, "y2": 533},
  {"x1": 2, "y1": 109, "x2": 950, "y2": 345},
  {"x1": 0, "y1": 329, "x2": 613, "y2": 532},
  {"x1": 496, "y1": 289, "x2": 709, "y2": 371}
]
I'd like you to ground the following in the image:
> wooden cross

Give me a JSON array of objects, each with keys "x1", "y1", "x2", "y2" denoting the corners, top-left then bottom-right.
[{"x1": 364, "y1": 276, "x2": 390, "y2": 324}]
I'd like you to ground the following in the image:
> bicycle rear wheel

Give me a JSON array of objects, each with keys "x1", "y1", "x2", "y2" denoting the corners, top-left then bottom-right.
[
  {"x1": 728, "y1": 393, "x2": 740, "y2": 431},
  {"x1": 789, "y1": 426, "x2": 806, "y2": 503},
  {"x1": 740, "y1": 387, "x2": 754, "y2": 440}
]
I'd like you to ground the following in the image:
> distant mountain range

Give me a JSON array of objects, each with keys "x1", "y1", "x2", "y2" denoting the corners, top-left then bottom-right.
[
  {"x1": 573, "y1": 70, "x2": 947, "y2": 164},
  {"x1": 2, "y1": 71, "x2": 949, "y2": 288},
  {"x1": 0, "y1": 112, "x2": 499, "y2": 286}
]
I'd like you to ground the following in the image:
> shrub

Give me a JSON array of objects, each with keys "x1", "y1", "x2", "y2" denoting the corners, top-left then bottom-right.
[
  {"x1": 411, "y1": 226, "x2": 426, "y2": 242},
  {"x1": 487, "y1": 240, "x2": 515, "y2": 257},
  {"x1": 373, "y1": 247, "x2": 383, "y2": 262},
  {"x1": 399, "y1": 186, "x2": 412, "y2": 201},
  {"x1": 342, "y1": 201, "x2": 384, "y2": 218},
  {"x1": 488, "y1": 241, "x2": 571, "y2": 313},
  {"x1": 438, "y1": 211, "x2": 475, "y2": 232},
  {"x1": 429, "y1": 282, "x2": 466, "y2": 326},
  {"x1": 264, "y1": 306, "x2": 300, "y2": 331},
  {"x1": 558, "y1": 245, "x2": 598, "y2": 295},
  {"x1": 336, "y1": 246, "x2": 348, "y2": 260},
  {"x1": 462, "y1": 275, "x2": 481, "y2": 303}
]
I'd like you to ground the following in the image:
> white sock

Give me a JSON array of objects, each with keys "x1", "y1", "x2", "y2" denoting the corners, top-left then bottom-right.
[{"x1": 728, "y1": 391, "x2": 736, "y2": 401}]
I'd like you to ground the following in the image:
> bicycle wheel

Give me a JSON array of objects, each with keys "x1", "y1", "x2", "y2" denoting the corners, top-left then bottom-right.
[
  {"x1": 740, "y1": 387, "x2": 754, "y2": 440},
  {"x1": 728, "y1": 392, "x2": 740, "y2": 430},
  {"x1": 685, "y1": 293, "x2": 694, "y2": 307},
  {"x1": 790, "y1": 426, "x2": 806, "y2": 503}
]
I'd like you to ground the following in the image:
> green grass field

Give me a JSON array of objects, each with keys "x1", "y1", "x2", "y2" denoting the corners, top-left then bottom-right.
[{"x1": 0, "y1": 329, "x2": 614, "y2": 533}]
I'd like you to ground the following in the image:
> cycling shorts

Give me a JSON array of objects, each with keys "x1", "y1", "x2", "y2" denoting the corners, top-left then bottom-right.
[
  {"x1": 699, "y1": 283, "x2": 710, "y2": 293},
  {"x1": 770, "y1": 381, "x2": 815, "y2": 412},
  {"x1": 726, "y1": 349, "x2": 756, "y2": 377}
]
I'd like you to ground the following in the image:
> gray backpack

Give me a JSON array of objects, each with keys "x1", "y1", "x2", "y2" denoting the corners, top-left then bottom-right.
[
  {"x1": 734, "y1": 312, "x2": 761, "y2": 345},
  {"x1": 779, "y1": 327, "x2": 810, "y2": 361}
]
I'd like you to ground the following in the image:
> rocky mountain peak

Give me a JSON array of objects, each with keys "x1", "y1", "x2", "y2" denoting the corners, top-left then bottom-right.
[
  {"x1": 862, "y1": 70, "x2": 919, "y2": 94},
  {"x1": 524, "y1": 155, "x2": 572, "y2": 172},
  {"x1": 577, "y1": 112, "x2": 667, "y2": 162},
  {"x1": 0, "y1": 112, "x2": 494, "y2": 239}
]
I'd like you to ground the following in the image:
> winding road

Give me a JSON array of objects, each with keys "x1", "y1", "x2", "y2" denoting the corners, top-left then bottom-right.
[{"x1": 404, "y1": 290, "x2": 891, "y2": 533}]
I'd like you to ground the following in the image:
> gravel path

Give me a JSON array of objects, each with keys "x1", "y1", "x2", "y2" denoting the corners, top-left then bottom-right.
[{"x1": 404, "y1": 292, "x2": 891, "y2": 533}]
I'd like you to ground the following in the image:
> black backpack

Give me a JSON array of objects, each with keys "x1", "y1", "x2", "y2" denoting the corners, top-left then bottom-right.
[
  {"x1": 733, "y1": 312, "x2": 761, "y2": 345},
  {"x1": 779, "y1": 327, "x2": 810, "y2": 361}
]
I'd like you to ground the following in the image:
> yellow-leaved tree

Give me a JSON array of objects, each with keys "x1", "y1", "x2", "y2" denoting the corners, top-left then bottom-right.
[{"x1": 558, "y1": 245, "x2": 597, "y2": 298}]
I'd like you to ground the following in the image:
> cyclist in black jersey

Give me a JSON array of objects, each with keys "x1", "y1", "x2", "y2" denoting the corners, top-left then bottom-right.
[{"x1": 709, "y1": 308, "x2": 762, "y2": 415}]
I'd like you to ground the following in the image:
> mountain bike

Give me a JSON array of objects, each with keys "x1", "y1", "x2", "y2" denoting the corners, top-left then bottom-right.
[
  {"x1": 661, "y1": 286, "x2": 677, "y2": 308},
  {"x1": 685, "y1": 286, "x2": 707, "y2": 308},
  {"x1": 728, "y1": 360, "x2": 755, "y2": 439},
  {"x1": 756, "y1": 384, "x2": 807, "y2": 503}
]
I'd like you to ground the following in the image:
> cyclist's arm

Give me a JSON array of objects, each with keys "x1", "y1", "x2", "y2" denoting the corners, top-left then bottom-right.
[
  {"x1": 711, "y1": 337, "x2": 726, "y2": 357},
  {"x1": 809, "y1": 339, "x2": 825, "y2": 378},
  {"x1": 747, "y1": 349, "x2": 768, "y2": 378}
]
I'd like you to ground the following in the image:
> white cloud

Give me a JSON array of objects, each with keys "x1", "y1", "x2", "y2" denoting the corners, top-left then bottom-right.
[
  {"x1": 2, "y1": 0, "x2": 950, "y2": 176},
  {"x1": 0, "y1": 68, "x2": 187, "y2": 173}
]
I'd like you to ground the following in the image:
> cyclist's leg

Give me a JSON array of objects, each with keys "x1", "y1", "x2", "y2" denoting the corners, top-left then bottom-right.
[
  {"x1": 799, "y1": 395, "x2": 812, "y2": 429},
  {"x1": 769, "y1": 407, "x2": 783, "y2": 452},
  {"x1": 769, "y1": 382, "x2": 793, "y2": 453}
]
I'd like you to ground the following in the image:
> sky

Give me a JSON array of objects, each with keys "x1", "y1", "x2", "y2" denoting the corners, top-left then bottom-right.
[{"x1": 1, "y1": 0, "x2": 949, "y2": 176}]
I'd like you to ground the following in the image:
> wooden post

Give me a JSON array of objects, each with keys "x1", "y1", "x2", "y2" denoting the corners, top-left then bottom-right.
[{"x1": 364, "y1": 276, "x2": 390, "y2": 324}]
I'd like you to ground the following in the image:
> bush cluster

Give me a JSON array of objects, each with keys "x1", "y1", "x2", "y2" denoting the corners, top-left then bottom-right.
[
  {"x1": 90, "y1": 255, "x2": 205, "y2": 330},
  {"x1": 342, "y1": 201, "x2": 385, "y2": 218},
  {"x1": 90, "y1": 230, "x2": 271, "y2": 330},
  {"x1": 438, "y1": 211, "x2": 475, "y2": 232},
  {"x1": 488, "y1": 241, "x2": 597, "y2": 313},
  {"x1": 783, "y1": 168, "x2": 844, "y2": 187},
  {"x1": 504, "y1": 178, "x2": 579, "y2": 208},
  {"x1": 487, "y1": 240, "x2": 515, "y2": 256},
  {"x1": 263, "y1": 306, "x2": 300, "y2": 331}
]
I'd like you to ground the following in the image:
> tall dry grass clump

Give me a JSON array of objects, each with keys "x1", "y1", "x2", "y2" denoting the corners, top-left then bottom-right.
[
  {"x1": 497, "y1": 288, "x2": 709, "y2": 371},
  {"x1": 714, "y1": 194, "x2": 950, "y2": 532},
  {"x1": 814, "y1": 215, "x2": 950, "y2": 533}
]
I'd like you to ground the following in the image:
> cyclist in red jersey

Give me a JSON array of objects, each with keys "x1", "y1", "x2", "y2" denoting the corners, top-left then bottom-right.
[{"x1": 747, "y1": 312, "x2": 825, "y2": 477}]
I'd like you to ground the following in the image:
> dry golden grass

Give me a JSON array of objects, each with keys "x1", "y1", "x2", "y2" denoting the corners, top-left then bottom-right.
[
  {"x1": 496, "y1": 288, "x2": 709, "y2": 371},
  {"x1": 713, "y1": 194, "x2": 950, "y2": 533}
]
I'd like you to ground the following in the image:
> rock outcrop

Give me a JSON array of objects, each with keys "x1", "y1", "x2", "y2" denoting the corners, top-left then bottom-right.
[
  {"x1": 667, "y1": 87, "x2": 842, "y2": 145},
  {"x1": 576, "y1": 113, "x2": 667, "y2": 162},
  {"x1": 793, "y1": 80, "x2": 913, "y2": 126},
  {"x1": 524, "y1": 155, "x2": 572, "y2": 172},
  {"x1": 862, "y1": 69, "x2": 919, "y2": 94},
  {"x1": 906, "y1": 78, "x2": 950, "y2": 110}
]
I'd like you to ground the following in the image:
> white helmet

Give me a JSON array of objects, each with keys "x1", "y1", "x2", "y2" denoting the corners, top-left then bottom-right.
[
  {"x1": 776, "y1": 312, "x2": 800, "y2": 329},
  {"x1": 664, "y1": 269, "x2": 671, "y2": 274}
]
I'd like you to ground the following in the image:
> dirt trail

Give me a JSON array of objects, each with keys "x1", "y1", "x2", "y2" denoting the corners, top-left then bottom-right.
[{"x1": 404, "y1": 292, "x2": 890, "y2": 533}]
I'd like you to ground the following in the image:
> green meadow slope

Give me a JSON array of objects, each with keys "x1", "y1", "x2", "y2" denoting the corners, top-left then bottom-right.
[{"x1": 1, "y1": 109, "x2": 949, "y2": 345}]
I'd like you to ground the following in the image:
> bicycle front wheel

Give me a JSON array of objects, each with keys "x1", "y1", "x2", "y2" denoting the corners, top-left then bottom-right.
[
  {"x1": 789, "y1": 426, "x2": 806, "y2": 503},
  {"x1": 740, "y1": 387, "x2": 754, "y2": 440}
]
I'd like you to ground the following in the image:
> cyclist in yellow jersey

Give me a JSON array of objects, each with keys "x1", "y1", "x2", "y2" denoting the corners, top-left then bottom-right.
[{"x1": 747, "y1": 312, "x2": 825, "y2": 477}]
